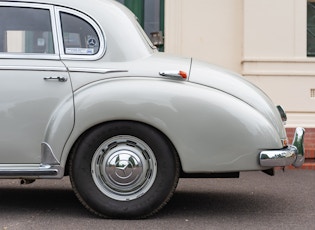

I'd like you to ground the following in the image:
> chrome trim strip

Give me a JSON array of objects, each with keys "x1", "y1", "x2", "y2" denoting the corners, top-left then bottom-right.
[
  {"x1": 260, "y1": 127, "x2": 305, "y2": 168},
  {"x1": 50, "y1": 4, "x2": 59, "y2": 56},
  {"x1": 0, "y1": 164, "x2": 63, "y2": 178},
  {"x1": 68, "y1": 67, "x2": 128, "y2": 74},
  {"x1": 0, "y1": 54, "x2": 60, "y2": 60},
  {"x1": 0, "y1": 2, "x2": 54, "y2": 11},
  {"x1": 0, "y1": 168, "x2": 58, "y2": 176},
  {"x1": 292, "y1": 127, "x2": 305, "y2": 167},
  {"x1": 0, "y1": 66, "x2": 67, "y2": 72}
]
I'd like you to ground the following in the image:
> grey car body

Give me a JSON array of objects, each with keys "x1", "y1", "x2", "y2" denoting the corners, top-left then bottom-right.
[{"x1": 0, "y1": 0, "x2": 305, "y2": 218}]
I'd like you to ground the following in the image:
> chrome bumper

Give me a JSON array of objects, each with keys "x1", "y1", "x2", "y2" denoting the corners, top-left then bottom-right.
[{"x1": 259, "y1": 127, "x2": 305, "y2": 168}]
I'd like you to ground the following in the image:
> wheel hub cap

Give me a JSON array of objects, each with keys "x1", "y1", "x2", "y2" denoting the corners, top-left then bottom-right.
[
  {"x1": 106, "y1": 151, "x2": 143, "y2": 185},
  {"x1": 91, "y1": 135, "x2": 157, "y2": 201}
]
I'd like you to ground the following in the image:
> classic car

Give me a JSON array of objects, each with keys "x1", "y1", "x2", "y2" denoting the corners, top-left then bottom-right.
[{"x1": 0, "y1": 0, "x2": 305, "y2": 219}]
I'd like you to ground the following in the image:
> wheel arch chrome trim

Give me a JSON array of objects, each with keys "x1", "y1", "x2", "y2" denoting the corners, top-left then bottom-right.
[{"x1": 41, "y1": 142, "x2": 61, "y2": 165}]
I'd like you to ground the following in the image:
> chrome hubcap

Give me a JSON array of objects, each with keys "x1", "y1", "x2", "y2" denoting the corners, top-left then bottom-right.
[{"x1": 91, "y1": 135, "x2": 157, "y2": 201}]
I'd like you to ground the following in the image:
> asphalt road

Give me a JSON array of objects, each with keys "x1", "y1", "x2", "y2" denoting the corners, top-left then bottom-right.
[{"x1": 0, "y1": 170, "x2": 314, "y2": 230}]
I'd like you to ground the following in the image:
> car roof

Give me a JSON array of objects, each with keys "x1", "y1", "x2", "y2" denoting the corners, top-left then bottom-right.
[{"x1": 0, "y1": 0, "x2": 121, "y2": 12}]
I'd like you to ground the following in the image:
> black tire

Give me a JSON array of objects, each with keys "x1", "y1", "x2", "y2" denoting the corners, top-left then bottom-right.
[{"x1": 69, "y1": 121, "x2": 180, "y2": 219}]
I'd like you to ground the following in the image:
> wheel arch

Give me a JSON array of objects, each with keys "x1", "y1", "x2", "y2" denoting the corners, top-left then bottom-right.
[{"x1": 64, "y1": 119, "x2": 182, "y2": 176}]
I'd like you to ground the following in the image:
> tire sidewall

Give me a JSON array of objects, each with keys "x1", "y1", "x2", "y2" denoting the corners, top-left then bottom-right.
[{"x1": 70, "y1": 121, "x2": 179, "y2": 218}]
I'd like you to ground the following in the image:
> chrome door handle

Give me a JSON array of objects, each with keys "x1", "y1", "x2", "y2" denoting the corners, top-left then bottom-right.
[{"x1": 44, "y1": 76, "x2": 68, "y2": 82}]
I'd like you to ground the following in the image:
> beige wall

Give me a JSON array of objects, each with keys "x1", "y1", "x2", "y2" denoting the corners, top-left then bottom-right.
[
  {"x1": 165, "y1": 0, "x2": 243, "y2": 73},
  {"x1": 165, "y1": 0, "x2": 315, "y2": 127}
]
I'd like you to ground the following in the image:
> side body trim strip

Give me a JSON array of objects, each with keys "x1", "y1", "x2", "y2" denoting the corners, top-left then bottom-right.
[{"x1": 0, "y1": 66, "x2": 66, "y2": 72}]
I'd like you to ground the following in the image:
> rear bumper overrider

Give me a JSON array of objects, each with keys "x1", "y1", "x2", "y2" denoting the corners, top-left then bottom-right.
[{"x1": 259, "y1": 127, "x2": 305, "y2": 168}]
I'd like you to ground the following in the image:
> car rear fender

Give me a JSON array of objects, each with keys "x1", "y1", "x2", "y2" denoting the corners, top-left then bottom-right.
[{"x1": 60, "y1": 77, "x2": 283, "y2": 173}]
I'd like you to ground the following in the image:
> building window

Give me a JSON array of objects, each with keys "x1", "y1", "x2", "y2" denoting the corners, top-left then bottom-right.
[{"x1": 307, "y1": 1, "x2": 315, "y2": 56}]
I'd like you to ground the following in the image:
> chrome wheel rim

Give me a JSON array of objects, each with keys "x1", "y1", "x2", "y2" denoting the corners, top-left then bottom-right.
[{"x1": 91, "y1": 135, "x2": 157, "y2": 201}]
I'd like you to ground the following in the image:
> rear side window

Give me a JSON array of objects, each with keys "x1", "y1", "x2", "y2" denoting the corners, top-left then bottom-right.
[
  {"x1": 60, "y1": 12, "x2": 100, "y2": 55},
  {"x1": 0, "y1": 6, "x2": 54, "y2": 54}
]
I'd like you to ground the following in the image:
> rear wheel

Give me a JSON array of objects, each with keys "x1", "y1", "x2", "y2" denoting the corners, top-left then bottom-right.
[{"x1": 69, "y1": 121, "x2": 179, "y2": 219}]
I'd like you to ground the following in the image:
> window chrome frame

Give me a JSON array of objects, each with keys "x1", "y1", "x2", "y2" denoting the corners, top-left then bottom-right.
[
  {"x1": 54, "y1": 7, "x2": 106, "y2": 61},
  {"x1": 0, "y1": 2, "x2": 60, "y2": 60}
]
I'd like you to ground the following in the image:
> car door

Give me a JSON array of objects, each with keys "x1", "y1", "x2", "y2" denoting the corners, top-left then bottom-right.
[{"x1": 0, "y1": 3, "x2": 74, "y2": 164}]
